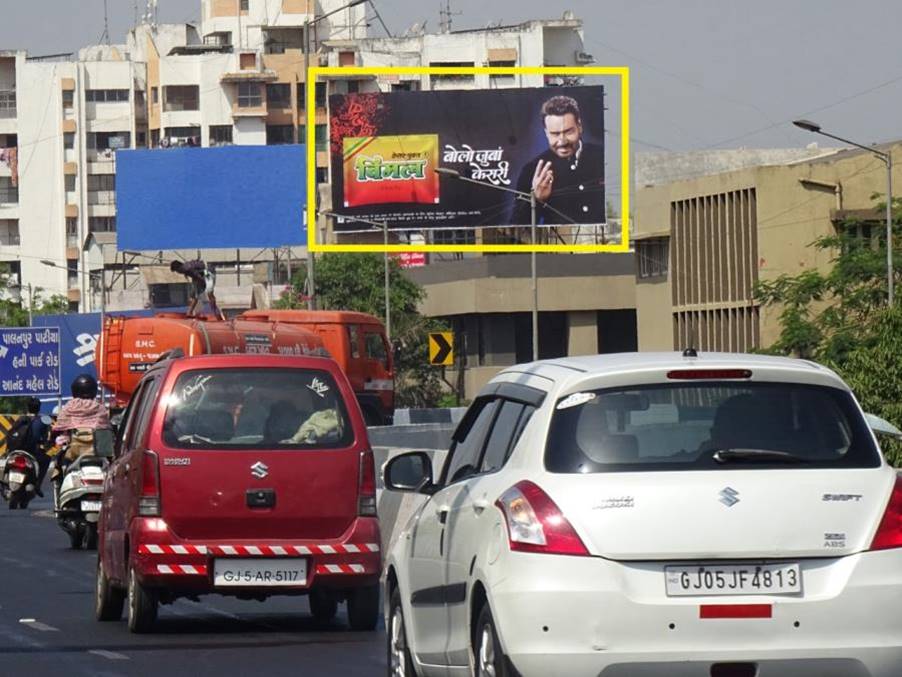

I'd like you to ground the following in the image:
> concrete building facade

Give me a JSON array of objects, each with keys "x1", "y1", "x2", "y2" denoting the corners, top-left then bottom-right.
[{"x1": 633, "y1": 144, "x2": 900, "y2": 352}]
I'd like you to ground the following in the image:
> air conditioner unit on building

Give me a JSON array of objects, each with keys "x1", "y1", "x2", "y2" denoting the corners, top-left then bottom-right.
[{"x1": 575, "y1": 50, "x2": 595, "y2": 64}]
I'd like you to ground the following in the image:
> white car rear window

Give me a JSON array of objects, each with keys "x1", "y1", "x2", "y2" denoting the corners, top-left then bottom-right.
[{"x1": 545, "y1": 382, "x2": 880, "y2": 472}]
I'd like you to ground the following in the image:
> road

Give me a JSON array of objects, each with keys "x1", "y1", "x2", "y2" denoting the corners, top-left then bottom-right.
[{"x1": 0, "y1": 496, "x2": 386, "y2": 677}]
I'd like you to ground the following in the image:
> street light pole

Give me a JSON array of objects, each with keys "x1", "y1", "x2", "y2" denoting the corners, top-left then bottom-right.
[
  {"x1": 435, "y1": 168, "x2": 553, "y2": 361},
  {"x1": 793, "y1": 120, "x2": 895, "y2": 305},
  {"x1": 302, "y1": 0, "x2": 366, "y2": 311}
]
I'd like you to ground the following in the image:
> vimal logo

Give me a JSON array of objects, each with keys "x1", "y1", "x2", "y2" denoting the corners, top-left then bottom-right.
[{"x1": 719, "y1": 487, "x2": 740, "y2": 507}]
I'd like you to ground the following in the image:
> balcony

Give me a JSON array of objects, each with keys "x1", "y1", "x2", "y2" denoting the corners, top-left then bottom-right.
[
  {"x1": 0, "y1": 187, "x2": 18, "y2": 205},
  {"x1": 88, "y1": 190, "x2": 116, "y2": 206}
]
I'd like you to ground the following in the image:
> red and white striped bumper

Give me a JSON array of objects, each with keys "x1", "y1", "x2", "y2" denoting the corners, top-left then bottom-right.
[{"x1": 138, "y1": 543, "x2": 380, "y2": 557}]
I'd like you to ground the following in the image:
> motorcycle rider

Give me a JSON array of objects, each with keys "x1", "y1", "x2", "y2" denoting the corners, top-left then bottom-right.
[
  {"x1": 52, "y1": 375, "x2": 111, "y2": 477},
  {"x1": 10, "y1": 397, "x2": 51, "y2": 497}
]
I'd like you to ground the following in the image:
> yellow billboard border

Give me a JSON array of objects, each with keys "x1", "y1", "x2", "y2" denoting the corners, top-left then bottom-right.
[{"x1": 306, "y1": 65, "x2": 630, "y2": 253}]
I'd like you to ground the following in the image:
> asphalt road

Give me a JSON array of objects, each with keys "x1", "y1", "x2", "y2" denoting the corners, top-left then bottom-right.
[{"x1": 0, "y1": 496, "x2": 386, "y2": 677}]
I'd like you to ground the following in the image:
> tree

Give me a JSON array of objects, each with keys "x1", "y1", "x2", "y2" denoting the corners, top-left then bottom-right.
[
  {"x1": 754, "y1": 194, "x2": 902, "y2": 463},
  {"x1": 276, "y1": 253, "x2": 450, "y2": 408}
]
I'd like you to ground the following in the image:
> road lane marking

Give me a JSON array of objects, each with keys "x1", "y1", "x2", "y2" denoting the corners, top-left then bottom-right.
[
  {"x1": 19, "y1": 619, "x2": 60, "y2": 632},
  {"x1": 89, "y1": 649, "x2": 129, "y2": 660}
]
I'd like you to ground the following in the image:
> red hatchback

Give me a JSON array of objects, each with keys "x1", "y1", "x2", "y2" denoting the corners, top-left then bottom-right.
[{"x1": 94, "y1": 353, "x2": 381, "y2": 633}]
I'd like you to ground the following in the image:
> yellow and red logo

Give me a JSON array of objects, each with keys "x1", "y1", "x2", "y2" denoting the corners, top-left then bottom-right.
[{"x1": 343, "y1": 135, "x2": 439, "y2": 208}]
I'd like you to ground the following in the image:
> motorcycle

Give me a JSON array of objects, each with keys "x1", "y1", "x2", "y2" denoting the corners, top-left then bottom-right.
[
  {"x1": 1, "y1": 450, "x2": 39, "y2": 509},
  {"x1": 51, "y1": 428, "x2": 114, "y2": 550}
]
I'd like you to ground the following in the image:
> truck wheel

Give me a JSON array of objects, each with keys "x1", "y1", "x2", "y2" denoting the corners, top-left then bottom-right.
[
  {"x1": 309, "y1": 588, "x2": 338, "y2": 623},
  {"x1": 127, "y1": 566, "x2": 158, "y2": 633},
  {"x1": 347, "y1": 583, "x2": 380, "y2": 631},
  {"x1": 95, "y1": 558, "x2": 125, "y2": 621}
]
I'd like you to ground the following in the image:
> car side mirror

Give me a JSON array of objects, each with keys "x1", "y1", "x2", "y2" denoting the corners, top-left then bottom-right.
[{"x1": 383, "y1": 451, "x2": 436, "y2": 494}]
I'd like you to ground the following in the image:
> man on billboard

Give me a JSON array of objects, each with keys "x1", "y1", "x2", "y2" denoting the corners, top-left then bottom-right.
[{"x1": 510, "y1": 95, "x2": 605, "y2": 225}]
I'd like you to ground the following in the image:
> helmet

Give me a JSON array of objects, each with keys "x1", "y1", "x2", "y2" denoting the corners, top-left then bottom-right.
[
  {"x1": 71, "y1": 373, "x2": 98, "y2": 399},
  {"x1": 51, "y1": 405, "x2": 60, "y2": 418}
]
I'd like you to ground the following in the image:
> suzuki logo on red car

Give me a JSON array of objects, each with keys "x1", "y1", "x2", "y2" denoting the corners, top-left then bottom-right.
[{"x1": 251, "y1": 462, "x2": 269, "y2": 479}]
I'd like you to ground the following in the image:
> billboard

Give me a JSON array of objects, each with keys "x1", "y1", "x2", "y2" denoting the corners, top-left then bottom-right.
[
  {"x1": 0, "y1": 327, "x2": 61, "y2": 397},
  {"x1": 116, "y1": 145, "x2": 306, "y2": 251},
  {"x1": 329, "y1": 85, "x2": 605, "y2": 231}
]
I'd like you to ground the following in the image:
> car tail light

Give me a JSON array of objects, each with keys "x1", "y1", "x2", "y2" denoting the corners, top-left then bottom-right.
[
  {"x1": 138, "y1": 450, "x2": 161, "y2": 517},
  {"x1": 495, "y1": 481, "x2": 589, "y2": 556},
  {"x1": 667, "y1": 369, "x2": 752, "y2": 380},
  {"x1": 358, "y1": 450, "x2": 377, "y2": 516},
  {"x1": 870, "y1": 476, "x2": 902, "y2": 550}
]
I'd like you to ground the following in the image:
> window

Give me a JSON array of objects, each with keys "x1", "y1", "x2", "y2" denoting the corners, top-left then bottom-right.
[
  {"x1": 314, "y1": 82, "x2": 326, "y2": 108},
  {"x1": 164, "y1": 126, "x2": 201, "y2": 145},
  {"x1": 315, "y1": 167, "x2": 328, "y2": 183},
  {"x1": 0, "y1": 219, "x2": 19, "y2": 246},
  {"x1": 432, "y1": 229, "x2": 475, "y2": 245},
  {"x1": 315, "y1": 124, "x2": 328, "y2": 150},
  {"x1": 204, "y1": 31, "x2": 232, "y2": 47},
  {"x1": 237, "y1": 82, "x2": 262, "y2": 108},
  {"x1": 66, "y1": 218, "x2": 78, "y2": 246},
  {"x1": 89, "y1": 216, "x2": 116, "y2": 233},
  {"x1": 129, "y1": 378, "x2": 160, "y2": 452},
  {"x1": 638, "y1": 238, "x2": 669, "y2": 279},
  {"x1": 479, "y1": 401, "x2": 531, "y2": 474},
  {"x1": 64, "y1": 174, "x2": 76, "y2": 192},
  {"x1": 209, "y1": 125, "x2": 233, "y2": 145},
  {"x1": 0, "y1": 90, "x2": 15, "y2": 117},
  {"x1": 239, "y1": 53, "x2": 257, "y2": 70},
  {"x1": 489, "y1": 60, "x2": 516, "y2": 85},
  {"x1": 152, "y1": 87, "x2": 159, "y2": 104},
  {"x1": 346, "y1": 80, "x2": 359, "y2": 94},
  {"x1": 544, "y1": 383, "x2": 881, "y2": 474},
  {"x1": 296, "y1": 124, "x2": 306, "y2": 142},
  {"x1": 87, "y1": 131, "x2": 131, "y2": 150},
  {"x1": 162, "y1": 368, "x2": 354, "y2": 449},
  {"x1": 429, "y1": 61, "x2": 475, "y2": 87},
  {"x1": 347, "y1": 325, "x2": 360, "y2": 358},
  {"x1": 88, "y1": 174, "x2": 115, "y2": 191},
  {"x1": 85, "y1": 89, "x2": 130, "y2": 103},
  {"x1": 134, "y1": 90, "x2": 146, "y2": 108},
  {"x1": 239, "y1": 0, "x2": 249, "y2": 10},
  {"x1": 266, "y1": 83, "x2": 291, "y2": 108},
  {"x1": 364, "y1": 332, "x2": 388, "y2": 368},
  {"x1": 136, "y1": 130, "x2": 147, "y2": 147},
  {"x1": 338, "y1": 51, "x2": 356, "y2": 67},
  {"x1": 62, "y1": 90, "x2": 74, "y2": 108},
  {"x1": 266, "y1": 125, "x2": 294, "y2": 145},
  {"x1": 297, "y1": 84, "x2": 305, "y2": 109},
  {"x1": 0, "y1": 177, "x2": 18, "y2": 204},
  {"x1": 163, "y1": 85, "x2": 199, "y2": 112},
  {"x1": 442, "y1": 399, "x2": 499, "y2": 485},
  {"x1": 64, "y1": 132, "x2": 75, "y2": 150}
]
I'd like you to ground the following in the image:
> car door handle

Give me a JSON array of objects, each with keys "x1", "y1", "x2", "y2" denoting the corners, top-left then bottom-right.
[
  {"x1": 472, "y1": 499, "x2": 489, "y2": 514},
  {"x1": 435, "y1": 506, "x2": 450, "y2": 524}
]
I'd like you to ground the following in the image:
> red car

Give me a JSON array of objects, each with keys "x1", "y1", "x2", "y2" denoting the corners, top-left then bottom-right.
[{"x1": 94, "y1": 353, "x2": 381, "y2": 633}]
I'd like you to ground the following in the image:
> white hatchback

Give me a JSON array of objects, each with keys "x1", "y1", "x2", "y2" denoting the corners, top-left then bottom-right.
[{"x1": 383, "y1": 352, "x2": 902, "y2": 677}]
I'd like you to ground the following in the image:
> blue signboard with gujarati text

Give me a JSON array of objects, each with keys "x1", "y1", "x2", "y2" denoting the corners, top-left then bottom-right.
[{"x1": 0, "y1": 327, "x2": 62, "y2": 397}]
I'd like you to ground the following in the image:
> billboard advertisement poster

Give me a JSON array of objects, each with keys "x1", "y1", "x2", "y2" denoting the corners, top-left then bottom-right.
[
  {"x1": 329, "y1": 85, "x2": 605, "y2": 231},
  {"x1": 391, "y1": 252, "x2": 427, "y2": 268},
  {"x1": 343, "y1": 135, "x2": 440, "y2": 208},
  {"x1": 0, "y1": 327, "x2": 61, "y2": 397}
]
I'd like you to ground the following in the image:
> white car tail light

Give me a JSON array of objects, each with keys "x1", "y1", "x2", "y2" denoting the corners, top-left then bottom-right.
[
  {"x1": 139, "y1": 450, "x2": 161, "y2": 517},
  {"x1": 870, "y1": 476, "x2": 902, "y2": 550},
  {"x1": 495, "y1": 481, "x2": 589, "y2": 556}
]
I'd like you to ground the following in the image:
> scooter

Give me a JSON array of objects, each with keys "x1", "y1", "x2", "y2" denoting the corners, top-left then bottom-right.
[
  {"x1": 51, "y1": 428, "x2": 114, "y2": 550},
  {"x1": 53, "y1": 454, "x2": 107, "y2": 549},
  {"x1": 1, "y1": 450, "x2": 39, "y2": 509}
]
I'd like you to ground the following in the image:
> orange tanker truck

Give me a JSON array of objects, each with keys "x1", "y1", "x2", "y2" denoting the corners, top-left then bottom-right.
[{"x1": 96, "y1": 311, "x2": 395, "y2": 425}]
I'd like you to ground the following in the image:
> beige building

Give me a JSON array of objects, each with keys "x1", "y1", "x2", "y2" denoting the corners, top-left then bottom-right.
[
  {"x1": 406, "y1": 253, "x2": 636, "y2": 398},
  {"x1": 633, "y1": 144, "x2": 901, "y2": 352}
]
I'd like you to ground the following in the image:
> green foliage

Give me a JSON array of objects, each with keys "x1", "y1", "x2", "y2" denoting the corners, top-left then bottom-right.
[
  {"x1": 277, "y1": 254, "x2": 450, "y2": 408},
  {"x1": 754, "y1": 195, "x2": 902, "y2": 463}
]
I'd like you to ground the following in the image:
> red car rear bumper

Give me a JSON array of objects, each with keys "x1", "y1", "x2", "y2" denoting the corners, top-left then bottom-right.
[{"x1": 130, "y1": 516, "x2": 381, "y2": 592}]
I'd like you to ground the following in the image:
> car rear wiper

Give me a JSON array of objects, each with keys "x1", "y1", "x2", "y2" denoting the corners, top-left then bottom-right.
[{"x1": 712, "y1": 448, "x2": 809, "y2": 464}]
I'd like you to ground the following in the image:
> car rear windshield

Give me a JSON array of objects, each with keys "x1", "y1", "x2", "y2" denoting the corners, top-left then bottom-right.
[
  {"x1": 545, "y1": 382, "x2": 881, "y2": 473},
  {"x1": 162, "y1": 368, "x2": 353, "y2": 450}
]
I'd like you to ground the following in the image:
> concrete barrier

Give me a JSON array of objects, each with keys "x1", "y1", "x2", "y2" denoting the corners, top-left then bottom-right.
[{"x1": 391, "y1": 407, "x2": 467, "y2": 426}]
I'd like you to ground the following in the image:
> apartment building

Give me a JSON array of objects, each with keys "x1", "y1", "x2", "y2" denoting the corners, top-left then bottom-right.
[
  {"x1": 2, "y1": 2, "x2": 605, "y2": 317},
  {"x1": 632, "y1": 144, "x2": 901, "y2": 352}
]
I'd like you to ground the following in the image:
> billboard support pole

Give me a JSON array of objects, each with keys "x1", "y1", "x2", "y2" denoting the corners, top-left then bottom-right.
[
  {"x1": 531, "y1": 192, "x2": 538, "y2": 362},
  {"x1": 384, "y1": 221, "x2": 391, "y2": 340}
]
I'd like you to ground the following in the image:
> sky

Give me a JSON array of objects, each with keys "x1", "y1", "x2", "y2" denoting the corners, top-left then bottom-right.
[{"x1": 2, "y1": 0, "x2": 901, "y2": 158}]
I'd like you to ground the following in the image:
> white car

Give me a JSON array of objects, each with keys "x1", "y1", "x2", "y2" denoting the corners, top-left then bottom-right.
[{"x1": 382, "y1": 352, "x2": 902, "y2": 677}]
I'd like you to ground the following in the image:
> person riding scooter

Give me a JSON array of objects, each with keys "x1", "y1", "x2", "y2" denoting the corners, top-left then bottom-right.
[{"x1": 51, "y1": 374, "x2": 111, "y2": 481}]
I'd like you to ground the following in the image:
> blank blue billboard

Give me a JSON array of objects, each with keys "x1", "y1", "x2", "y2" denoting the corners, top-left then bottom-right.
[{"x1": 116, "y1": 145, "x2": 306, "y2": 250}]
